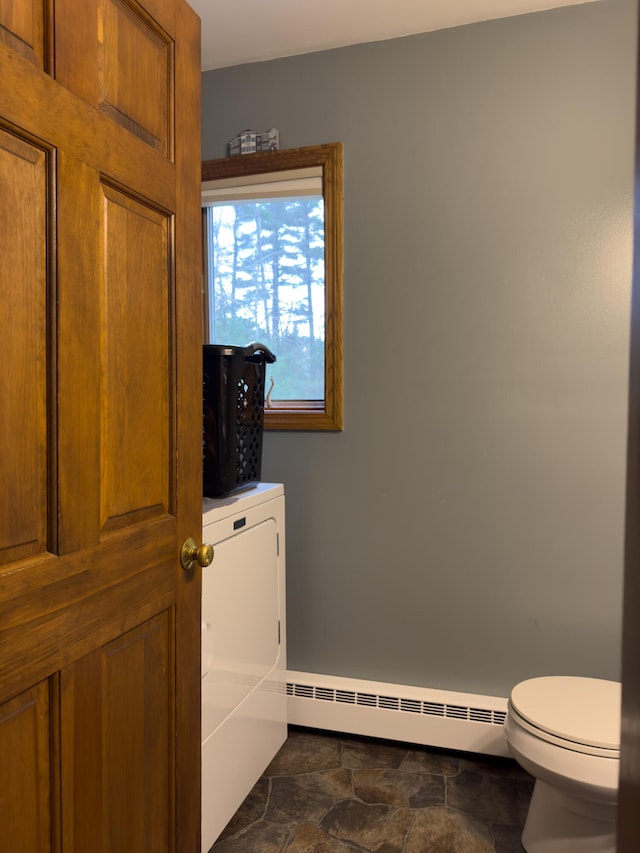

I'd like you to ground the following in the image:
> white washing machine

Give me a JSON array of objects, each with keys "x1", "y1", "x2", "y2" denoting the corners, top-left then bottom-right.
[{"x1": 201, "y1": 483, "x2": 287, "y2": 852}]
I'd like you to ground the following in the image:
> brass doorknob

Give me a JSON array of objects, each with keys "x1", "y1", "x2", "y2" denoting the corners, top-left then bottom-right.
[{"x1": 180, "y1": 538, "x2": 214, "y2": 571}]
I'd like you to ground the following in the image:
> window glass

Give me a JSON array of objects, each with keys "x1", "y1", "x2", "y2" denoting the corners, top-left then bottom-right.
[{"x1": 204, "y1": 194, "x2": 325, "y2": 401}]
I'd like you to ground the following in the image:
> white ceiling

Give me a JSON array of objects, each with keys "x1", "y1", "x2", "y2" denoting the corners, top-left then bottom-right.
[{"x1": 190, "y1": 0, "x2": 597, "y2": 72}]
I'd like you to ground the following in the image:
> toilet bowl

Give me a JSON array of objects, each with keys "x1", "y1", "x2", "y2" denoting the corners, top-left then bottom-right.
[{"x1": 503, "y1": 676, "x2": 621, "y2": 853}]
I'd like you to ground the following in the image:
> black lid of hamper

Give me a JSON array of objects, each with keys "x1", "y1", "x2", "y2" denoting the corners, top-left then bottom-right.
[
  {"x1": 203, "y1": 342, "x2": 276, "y2": 364},
  {"x1": 202, "y1": 342, "x2": 276, "y2": 498},
  {"x1": 203, "y1": 344, "x2": 241, "y2": 356}
]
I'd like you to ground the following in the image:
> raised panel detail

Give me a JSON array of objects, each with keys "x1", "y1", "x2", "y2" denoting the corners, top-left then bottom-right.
[
  {"x1": 60, "y1": 611, "x2": 173, "y2": 852},
  {"x1": 0, "y1": 0, "x2": 46, "y2": 68},
  {"x1": 100, "y1": 185, "x2": 172, "y2": 531},
  {"x1": 0, "y1": 129, "x2": 49, "y2": 564},
  {"x1": 0, "y1": 682, "x2": 53, "y2": 852},
  {"x1": 99, "y1": 0, "x2": 173, "y2": 155}
]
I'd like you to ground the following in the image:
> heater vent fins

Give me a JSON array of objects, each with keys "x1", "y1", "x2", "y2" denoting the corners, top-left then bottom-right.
[{"x1": 287, "y1": 681, "x2": 506, "y2": 727}]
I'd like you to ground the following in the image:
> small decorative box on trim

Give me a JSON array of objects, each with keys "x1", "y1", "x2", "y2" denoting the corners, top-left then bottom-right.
[{"x1": 229, "y1": 128, "x2": 280, "y2": 156}]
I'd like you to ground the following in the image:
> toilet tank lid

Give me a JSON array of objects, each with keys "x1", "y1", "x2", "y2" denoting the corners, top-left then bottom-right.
[{"x1": 510, "y1": 676, "x2": 621, "y2": 750}]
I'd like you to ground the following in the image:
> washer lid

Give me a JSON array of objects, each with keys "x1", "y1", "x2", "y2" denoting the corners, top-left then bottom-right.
[{"x1": 510, "y1": 676, "x2": 621, "y2": 751}]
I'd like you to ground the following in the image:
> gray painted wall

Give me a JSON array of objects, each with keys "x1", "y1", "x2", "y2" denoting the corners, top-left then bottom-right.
[{"x1": 201, "y1": 0, "x2": 637, "y2": 697}]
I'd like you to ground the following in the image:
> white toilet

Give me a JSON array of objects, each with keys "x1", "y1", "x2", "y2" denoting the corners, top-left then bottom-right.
[{"x1": 503, "y1": 676, "x2": 621, "y2": 853}]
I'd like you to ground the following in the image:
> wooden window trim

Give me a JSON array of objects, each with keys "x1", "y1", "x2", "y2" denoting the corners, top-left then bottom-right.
[{"x1": 201, "y1": 142, "x2": 343, "y2": 431}]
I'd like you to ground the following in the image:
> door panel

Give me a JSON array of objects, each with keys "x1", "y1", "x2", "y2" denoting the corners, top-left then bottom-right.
[
  {"x1": 0, "y1": 681, "x2": 53, "y2": 853},
  {"x1": 61, "y1": 612, "x2": 173, "y2": 853},
  {"x1": 57, "y1": 150, "x2": 101, "y2": 554},
  {"x1": 0, "y1": 519, "x2": 176, "y2": 720},
  {"x1": 101, "y1": 185, "x2": 171, "y2": 530},
  {"x1": 0, "y1": 1, "x2": 202, "y2": 850},
  {"x1": 100, "y1": 0, "x2": 172, "y2": 153},
  {"x1": 0, "y1": 0, "x2": 46, "y2": 68},
  {"x1": 56, "y1": 0, "x2": 174, "y2": 156},
  {"x1": 0, "y1": 128, "x2": 48, "y2": 564}
]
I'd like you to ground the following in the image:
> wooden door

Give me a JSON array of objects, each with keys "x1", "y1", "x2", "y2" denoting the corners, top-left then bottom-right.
[{"x1": 0, "y1": 1, "x2": 202, "y2": 851}]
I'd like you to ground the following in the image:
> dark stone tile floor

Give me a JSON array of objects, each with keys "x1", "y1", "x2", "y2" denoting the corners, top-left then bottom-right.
[{"x1": 208, "y1": 726, "x2": 534, "y2": 852}]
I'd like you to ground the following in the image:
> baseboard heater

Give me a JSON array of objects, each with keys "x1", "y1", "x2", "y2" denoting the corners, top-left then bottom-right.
[{"x1": 286, "y1": 671, "x2": 510, "y2": 757}]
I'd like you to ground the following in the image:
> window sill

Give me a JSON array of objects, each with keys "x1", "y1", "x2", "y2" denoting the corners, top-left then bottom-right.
[{"x1": 265, "y1": 400, "x2": 343, "y2": 431}]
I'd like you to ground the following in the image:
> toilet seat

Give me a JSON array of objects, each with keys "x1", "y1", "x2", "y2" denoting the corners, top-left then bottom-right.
[{"x1": 509, "y1": 677, "x2": 620, "y2": 758}]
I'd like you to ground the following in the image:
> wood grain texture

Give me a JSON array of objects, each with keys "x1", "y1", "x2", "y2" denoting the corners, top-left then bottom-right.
[
  {"x1": 55, "y1": 0, "x2": 174, "y2": 156},
  {"x1": 60, "y1": 612, "x2": 173, "y2": 853},
  {"x1": 99, "y1": 0, "x2": 173, "y2": 154},
  {"x1": 100, "y1": 185, "x2": 171, "y2": 530},
  {"x1": 56, "y1": 150, "x2": 101, "y2": 555},
  {"x1": 0, "y1": 129, "x2": 48, "y2": 564},
  {"x1": 0, "y1": 0, "x2": 46, "y2": 69},
  {"x1": 0, "y1": 681, "x2": 52, "y2": 852},
  {"x1": 0, "y1": 41, "x2": 175, "y2": 206},
  {"x1": 0, "y1": 1, "x2": 202, "y2": 850},
  {"x1": 174, "y1": 3, "x2": 203, "y2": 848}
]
